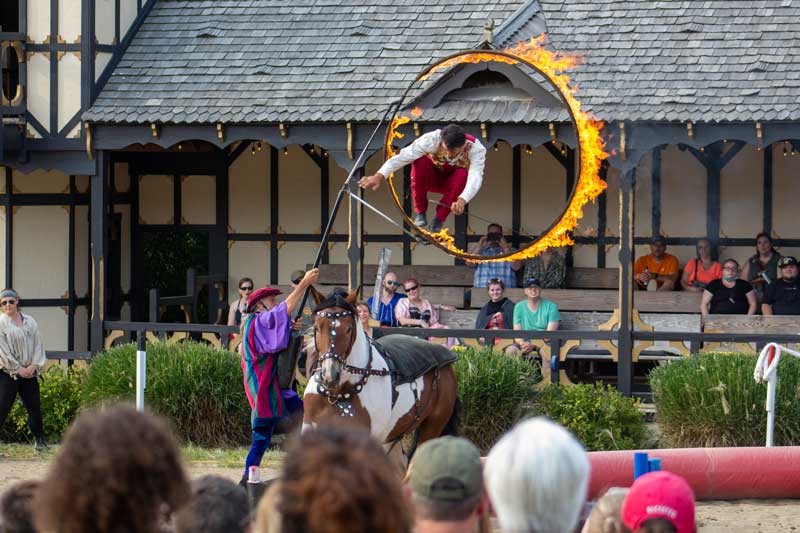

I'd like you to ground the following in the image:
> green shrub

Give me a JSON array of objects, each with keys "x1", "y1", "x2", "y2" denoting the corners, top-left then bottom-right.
[
  {"x1": 453, "y1": 346, "x2": 541, "y2": 452},
  {"x1": 0, "y1": 365, "x2": 85, "y2": 443},
  {"x1": 650, "y1": 352, "x2": 800, "y2": 447},
  {"x1": 82, "y1": 341, "x2": 250, "y2": 446},
  {"x1": 533, "y1": 382, "x2": 648, "y2": 451}
]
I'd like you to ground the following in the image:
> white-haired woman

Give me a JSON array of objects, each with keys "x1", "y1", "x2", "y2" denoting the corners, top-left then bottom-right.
[
  {"x1": 0, "y1": 288, "x2": 47, "y2": 451},
  {"x1": 485, "y1": 417, "x2": 590, "y2": 532}
]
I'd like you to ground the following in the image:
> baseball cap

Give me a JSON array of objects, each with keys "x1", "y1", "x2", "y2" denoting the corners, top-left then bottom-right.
[
  {"x1": 651, "y1": 235, "x2": 666, "y2": 244},
  {"x1": 778, "y1": 256, "x2": 798, "y2": 268},
  {"x1": 524, "y1": 277, "x2": 542, "y2": 288},
  {"x1": 246, "y1": 287, "x2": 282, "y2": 312},
  {"x1": 622, "y1": 471, "x2": 695, "y2": 533},
  {"x1": 408, "y1": 437, "x2": 483, "y2": 502},
  {"x1": 290, "y1": 269, "x2": 305, "y2": 284}
]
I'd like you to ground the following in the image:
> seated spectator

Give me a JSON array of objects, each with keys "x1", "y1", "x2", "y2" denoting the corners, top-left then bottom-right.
[
  {"x1": 621, "y1": 471, "x2": 695, "y2": 533},
  {"x1": 174, "y1": 475, "x2": 249, "y2": 533},
  {"x1": 474, "y1": 278, "x2": 515, "y2": 333},
  {"x1": 741, "y1": 232, "x2": 782, "y2": 298},
  {"x1": 395, "y1": 279, "x2": 456, "y2": 328},
  {"x1": 762, "y1": 256, "x2": 800, "y2": 315},
  {"x1": 701, "y1": 259, "x2": 756, "y2": 321},
  {"x1": 34, "y1": 405, "x2": 190, "y2": 533},
  {"x1": 508, "y1": 277, "x2": 560, "y2": 355},
  {"x1": 469, "y1": 223, "x2": 521, "y2": 288},
  {"x1": 228, "y1": 277, "x2": 254, "y2": 326},
  {"x1": 277, "y1": 424, "x2": 412, "y2": 533},
  {"x1": 485, "y1": 417, "x2": 590, "y2": 532},
  {"x1": 0, "y1": 479, "x2": 40, "y2": 533},
  {"x1": 406, "y1": 436, "x2": 488, "y2": 533},
  {"x1": 355, "y1": 301, "x2": 374, "y2": 338},
  {"x1": 523, "y1": 247, "x2": 568, "y2": 289},
  {"x1": 582, "y1": 487, "x2": 631, "y2": 533},
  {"x1": 367, "y1": 272, "x2": 406, "y2": 327},
  {"x1": 680, "y1": 238, "x2": 721, "y2": 292},
  {"x1": 634, "y1": 236, "x2": 679, "y2": 291}
]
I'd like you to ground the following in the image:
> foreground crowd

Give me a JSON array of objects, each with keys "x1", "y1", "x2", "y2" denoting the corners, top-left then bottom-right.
[{"x1": 0, "y1": 405, "x2": 695, "y2": 533}]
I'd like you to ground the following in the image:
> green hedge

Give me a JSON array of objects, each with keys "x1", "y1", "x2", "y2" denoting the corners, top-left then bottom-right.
[
  {"x1": 82, "y1": 341, "x2": 250, "y2": 446},
  {"x1": 650, "y1": 352, "x2": 800, "y2": 447},
  {"x1": 0, "y1": 365, "x2": 85, "y2": 443},
  {"x1": 533, "y1": 382, "x2": 648, "y2": 451},
  {"x1": 453, "y1": 346, "x2": 541, "y2": 452}
]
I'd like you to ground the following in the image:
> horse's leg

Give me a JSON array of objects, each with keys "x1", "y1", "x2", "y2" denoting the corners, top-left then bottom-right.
[{"x1": 411, "y1": 366, "x2": 458, "y2": 452}]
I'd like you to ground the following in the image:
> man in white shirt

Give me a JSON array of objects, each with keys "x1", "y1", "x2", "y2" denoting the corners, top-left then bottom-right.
[{"x1": 358, "y1": 124, "x2": 487, "y2": 233}]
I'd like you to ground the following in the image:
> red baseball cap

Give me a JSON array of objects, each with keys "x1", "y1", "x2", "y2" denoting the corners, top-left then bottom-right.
[
  {"x1": 246, "y1": 287, "x2": 282, "y2": 312},
  {"x1": 622, "y1": 471, "x2": 695, "y2": 533}
]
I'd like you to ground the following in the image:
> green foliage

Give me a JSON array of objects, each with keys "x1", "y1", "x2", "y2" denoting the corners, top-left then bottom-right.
[
  {"x1": 650, "y1": 352, "x2": 800, "y2": 447},
  {"x1": 82, "y1": 341, "x2": 251, "y2": 446},
  {"x1": 533, "y1": 382, "x2": 648, "y2": 451},
  {"x1": 453, "y1": 346, "x2": 541, "y2": 453},
  {"x1": 0, "y1": 365, "x2": 85, "y2": 443}
]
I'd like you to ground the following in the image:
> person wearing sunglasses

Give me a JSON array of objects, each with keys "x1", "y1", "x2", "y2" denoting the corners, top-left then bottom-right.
[
  {"x1": 227, "y1": 277, "x2": 254, "y2": 327},
  {"x1": 395, "y1": 279, "x2": 456, "y2": 329},
  {"x1": 0, "y1": 288, "x2": 48, "y2": 452},
  {"x1": 366, "y1": 272, "x2": 407, "y2": 327}
]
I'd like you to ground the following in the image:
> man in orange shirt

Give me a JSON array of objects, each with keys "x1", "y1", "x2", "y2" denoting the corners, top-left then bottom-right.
[{"x1": 634, "y1": 235, "x2": 679, "y2": 291}]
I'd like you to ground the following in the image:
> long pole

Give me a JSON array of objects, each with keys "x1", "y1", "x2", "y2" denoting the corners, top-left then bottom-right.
[{"x1": 135, "y1": 329, "x2": 146, "y2": 411}]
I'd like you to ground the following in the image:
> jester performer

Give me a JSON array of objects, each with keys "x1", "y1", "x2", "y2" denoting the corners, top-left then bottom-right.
[
  {"x1": 359, "y1": 124, "x2": 487, "y2": 233},
  {"x1": 238, "y1": 268, "x2": 318, "y2": 486}
]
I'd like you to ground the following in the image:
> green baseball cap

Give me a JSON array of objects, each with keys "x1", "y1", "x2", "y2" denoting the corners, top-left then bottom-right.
[{"x1": 408, "y1": 436, "x2": 483, "y2": 501}]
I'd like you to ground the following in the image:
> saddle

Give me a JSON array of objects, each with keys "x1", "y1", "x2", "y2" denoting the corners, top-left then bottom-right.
[{"x1": 371, "y1": 334, "x2": 457, "y2": 406}]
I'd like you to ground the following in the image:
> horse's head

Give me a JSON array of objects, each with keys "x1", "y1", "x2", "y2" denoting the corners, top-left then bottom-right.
[{"x1": 313, "y1": 289, "x2": 360, "y2": 390}]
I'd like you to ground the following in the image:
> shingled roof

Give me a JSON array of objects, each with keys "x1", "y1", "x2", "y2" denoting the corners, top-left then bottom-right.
[{"x1": 84, "y1": 0, "x2": 800, "y2": 125}]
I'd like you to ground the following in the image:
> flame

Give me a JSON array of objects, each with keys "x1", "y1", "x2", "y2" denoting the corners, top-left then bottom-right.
[
  {"x1": 387, "y1": 36, "x2": 608, "y2": 262},
  {"x1": 410, "y1": 106, "x2": 424, "y2": 117}
]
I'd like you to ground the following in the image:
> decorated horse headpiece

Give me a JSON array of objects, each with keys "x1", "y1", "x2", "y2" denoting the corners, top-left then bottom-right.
[{"x1": 313, "y1": 292, "x2": 358, "y2": 368}]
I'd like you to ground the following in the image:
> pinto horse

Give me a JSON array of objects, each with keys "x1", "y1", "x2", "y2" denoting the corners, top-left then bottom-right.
[{"x1": 302, "y1": 290, "x2": 459, "y2": 461}]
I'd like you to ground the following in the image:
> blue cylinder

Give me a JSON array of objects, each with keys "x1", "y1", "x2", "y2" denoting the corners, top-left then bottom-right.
[
  {"x1": 633, "y1": 452, "x2": 649, "y2": 480},
  {"x1": 648, "y1": 458, "x2": 662, "y2": 472}
]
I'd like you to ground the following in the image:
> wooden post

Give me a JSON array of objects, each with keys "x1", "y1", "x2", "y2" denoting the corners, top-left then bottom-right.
[
  {"x1": 347, "y1": 168, "x2": 363, "y2": 293},
  {"x1": 617, "y1": 167, "x2": 636, "y2": 396},
  {"x1": 90, "y1": 151, "x2": 109, "y2": 354}
]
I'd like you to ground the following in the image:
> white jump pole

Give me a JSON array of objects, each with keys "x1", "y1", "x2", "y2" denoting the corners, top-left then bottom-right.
[
  {"x1": 754, "y1": 342, "x2": 800, "y2": 447},
  {"x1": 136, "y1": 329, "x2": 147, "y2": 411}
]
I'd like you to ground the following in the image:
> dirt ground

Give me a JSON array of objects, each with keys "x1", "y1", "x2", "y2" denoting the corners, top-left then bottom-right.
[{"x1": 2, "y1": 459, "x2": 799, "y2": 531}]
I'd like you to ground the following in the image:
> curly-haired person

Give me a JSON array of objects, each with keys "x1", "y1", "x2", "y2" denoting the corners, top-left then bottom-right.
[
  {"x1": 275, "y1": 424, "x2": 412, "y2": 533},
  {"x1": 33, "y1": 405, "x2": 190, "y2": 533},
  {"x1": 0, "y1": 479, "x2": 40, "y2": 533}
]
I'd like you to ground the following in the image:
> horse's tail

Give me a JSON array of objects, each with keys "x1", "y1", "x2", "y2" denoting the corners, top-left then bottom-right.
[{"x1": 441, "y1": 396, "x2": 461, "y2": 437}]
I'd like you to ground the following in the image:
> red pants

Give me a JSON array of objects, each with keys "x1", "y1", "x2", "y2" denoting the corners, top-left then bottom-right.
[{"x1": 411, "y1": 156, "x2": 468, "y2": 222}]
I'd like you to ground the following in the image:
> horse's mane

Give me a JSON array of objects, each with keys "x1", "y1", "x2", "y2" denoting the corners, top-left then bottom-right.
[{"x1": 313, "y1": 288, "x2": 356, "y2": 315}]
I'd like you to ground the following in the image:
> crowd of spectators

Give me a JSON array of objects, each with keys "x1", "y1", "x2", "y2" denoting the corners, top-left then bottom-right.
[{"x1": 0, "y1": 405, "x2": 697, "y2": 533}]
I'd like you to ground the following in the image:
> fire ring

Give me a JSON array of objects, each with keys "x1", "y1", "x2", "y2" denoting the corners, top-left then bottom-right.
[{"x1": 383, "y1": 39, "x2": 608, "y2": 262}]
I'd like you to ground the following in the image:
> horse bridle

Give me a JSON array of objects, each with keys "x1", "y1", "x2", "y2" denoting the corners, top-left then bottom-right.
[{"x1": 314, "y1": 308, "x2": 389, "y2": 417}]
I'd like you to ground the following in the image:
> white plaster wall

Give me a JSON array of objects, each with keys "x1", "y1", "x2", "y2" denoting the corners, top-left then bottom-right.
[
  {"x1": 114, "y1": 162, "x2": 130, "y2": 193},
  {"x1": 139, "y1": 175, "x2": 173, "y2": 224},
  {"x1": 75, "y1": 175, "x2": 89, "y2": 194},
  {"x1": 469, "y1": 142, "x2": 513, "y2": 232},
  {"x1": 412, "y1": 241, "x2": 455, "y2": 266},
  {"x1": 58, "y1": 54, "x2": 82, "y2": 132},
  {"x1": 181, "y1": 175, "x2": 216, "y2": 225},
  {"x1": 13, "y1": 206, "x2": 69, "y2": 298},
  {"x1": 12, "y1": 168, "x2": 68, "y2": 193},
  {"x1": 280, "y1": 145, "x2": 320, "y2": 234},
  {"x1": 26, "y1": 54, "x2": 51, "y2": 135},
  {"x1": 278, "y1": 243, "x2": 319, "y2": 286},
  {"x1": 120, "y1": 0, "x2": 138, "y2": 41},
  {"x1": 31, "y1": 307, "x2": 68, "y2": 352},
  {"x1": 95, "y1": 0, "x2": 116, "y2": 44},
  {"x1": 520, "y1": 144, "x2": 567, "y2": 236},
  {"x1": 772, "y1": 144, "x2": 800, "y2": 239},
  {"x1": 328, "y1": 156, "x2": 350, "y2": 236},
  {"x1": 361, "y1": 150, "x2": 402, "y2": 235},
  {"x1": 228, "y1": 241, "x2": 269, "y2": 303},
  {"x1": 74, "y1": 205, "x2": 89, "y2": 298},
  {"x1": 74, "y1": 305, "x2": 88, "y2": 351},
  {"x1": 114, "y1": 204, "x2": 131, "y2": 293},
  {"x1": 229, "y1": 145, "x2": 269, "y2": 233},
  {"x1": 572, "y1": 244, "x2": 597, "y2": 268},
  {"x1": 720, "y1": 144, "x2": 762, "y2": 238},
  {"x1": 95, "y1": 52, "x2": 113, "y2": 82},
  {"x1": 58, "y1": 0, "x2": 82, "y2": 43},
  {"x1": 660, "y1": 145, "x2": 707, "y2": 237},
  {"x1": 27, "y1": 0, "x2": 50, "y2": 43},
  {"x1": 632, "y1": 153, "x2": 652, "y2": 237},
  {"x1": 363, "y1": 243, "x2": 404, "y2": 265}
]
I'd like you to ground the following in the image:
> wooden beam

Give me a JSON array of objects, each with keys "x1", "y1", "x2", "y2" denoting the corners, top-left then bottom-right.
[
  {"x1": 90, "y1": 151, "x2": 109, "y2": 353},
  {"x1": 617, "y1": 168, "x2": 635, "y2": 395}
]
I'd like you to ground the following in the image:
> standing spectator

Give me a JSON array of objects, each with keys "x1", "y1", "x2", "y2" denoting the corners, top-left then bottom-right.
[
  {"x1": 406, "y1": 436, "x2": 489, "y2": 533},
  {"x1": 680, "y1": 238, "x2": 721, "y2": 292},
  {"x1": 34, "y1": 405, "x2": 190, "y2": 533},
  {"x1": 355, "y1": 301, "x2": 375, "y2": 338},
  {"x1": 474, "y1": 278, "x2": 515, "y2": 337},
  {"x1": 485, "y1": 417, "x2": 590, "y2": 533},
  {"x1": 395, "y1": 279, "x2": 456, "y2": 328},
  {"x1": 634, "y1": 236, "x2": 679, "y2": 291},
  {"x1": 469, "y1": 223, "x2": 521, "y2": 288},
  {"x1": 367, "y1": 272, "x2": 406, "y2": 327},
  {"x1": 0, "y1": 288, "x2": 47, "y2": 451},
  {"x1": 741, "y1": 232, "x2": 782, "y2": 297},
  {"x1": 582, "y1": 487, "x2": 631, "y2": 533},
  {"x1": 523, "y1": 247, "x2": 568, "y2": 289},
  {"x1": 174, "y1": 475, "x2": 249, "y2": 533},
  {"x1": 762, "y1": 256, "x2": 800, "y2": 315},
  {"x1": 509, "y1": 277, "x2": 560, "y2": 355},
  {"x1": 701, "y1": 259, "x2": 756, "y2": 321},
  {"x1": 227, "y1": 277, "x2": 254, "y2": 326},
  {"x1": 277, "y1": 424, "x2": 412, "y2": 533},
  {"x1": 621, "y1": 471, "x2": 695, "y2": 533},
  {"x1": 0, "y1": 480, "x2": 40, "y2": 533}
]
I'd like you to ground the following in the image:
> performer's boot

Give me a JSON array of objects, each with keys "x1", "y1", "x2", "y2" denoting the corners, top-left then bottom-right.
[
  {"x1": 429, "y1": 217, "x2": 443, "y2": 233},
  {"x1": 413, "y1": 212, "x2": 427, "y2": 227}
]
